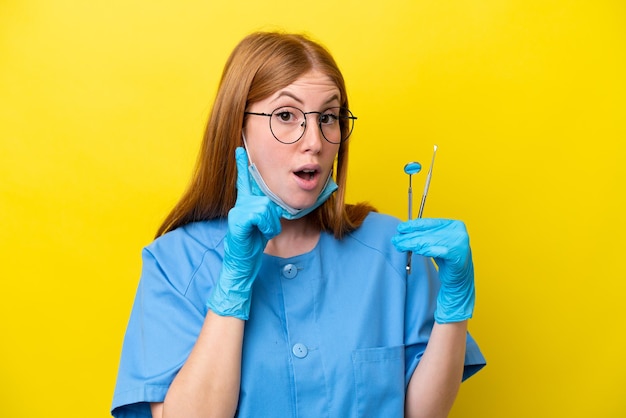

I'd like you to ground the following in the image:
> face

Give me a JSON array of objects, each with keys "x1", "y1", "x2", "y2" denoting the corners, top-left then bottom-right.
[{"x1": 243, "y1": 70, "x2": 342, "y2": 211}]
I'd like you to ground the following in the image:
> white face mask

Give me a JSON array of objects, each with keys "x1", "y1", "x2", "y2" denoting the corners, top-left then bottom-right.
[{"x1": 242, "y1": 134, "x2": 338, "y2": 220}]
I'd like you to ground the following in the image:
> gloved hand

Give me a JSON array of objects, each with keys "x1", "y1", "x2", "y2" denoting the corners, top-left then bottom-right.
[
  {"x1": 391, "y1": 218, "x2": 475, "y2": 324},
  {"x1": 206, "y1": 147, "x2": 282, "y2": 320}
]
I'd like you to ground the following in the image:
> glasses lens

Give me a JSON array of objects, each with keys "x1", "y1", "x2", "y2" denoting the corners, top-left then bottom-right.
[
  {"x1": 320, "y1": 107, "x2": 354, "y2": 144},
  {"x1": 269, "y1": 107, "x2": 306, "y2": 144}
]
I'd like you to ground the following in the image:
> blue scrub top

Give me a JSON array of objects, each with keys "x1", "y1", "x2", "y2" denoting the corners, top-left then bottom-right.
[{"x1": 111, "y1": 212, "x2": 485, "y2": 417}]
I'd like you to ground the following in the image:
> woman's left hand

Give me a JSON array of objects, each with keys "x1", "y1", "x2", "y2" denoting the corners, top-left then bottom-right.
[{"x1": 392, "y1": 218, "x2": 475, "y2": 324}]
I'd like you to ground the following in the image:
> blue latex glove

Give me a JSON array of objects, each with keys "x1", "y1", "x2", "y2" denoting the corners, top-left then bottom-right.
[
  {"x1": 392, "y1": 218, "x2": 475, "y2": 324},
  {"x1": 206, "y1": 147, "x2": 282, "y2": 320}
]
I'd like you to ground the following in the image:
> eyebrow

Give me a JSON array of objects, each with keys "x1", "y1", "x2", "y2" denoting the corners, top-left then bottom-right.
[{"x1": 271, "y1": 91, "x2": 341, "y2": 107}]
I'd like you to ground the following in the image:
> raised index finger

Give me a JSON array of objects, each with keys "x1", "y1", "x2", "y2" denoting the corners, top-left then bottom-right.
[{"x1": 234, "y1": 147, "x2": 251, "y2": 195}]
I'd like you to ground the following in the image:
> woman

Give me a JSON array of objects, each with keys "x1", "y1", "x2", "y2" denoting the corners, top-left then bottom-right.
[{"x1": 112, "y1": 31, "x2": 485, "y2": 418}]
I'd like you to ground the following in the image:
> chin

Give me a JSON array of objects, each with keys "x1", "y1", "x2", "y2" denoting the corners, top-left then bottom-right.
[{"x1": 288, "y1": 198, "x2": 317, "y2": 211}]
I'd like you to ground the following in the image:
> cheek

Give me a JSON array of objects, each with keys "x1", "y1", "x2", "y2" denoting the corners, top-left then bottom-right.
[
  {"x1": 323, "y1": 145, "x2": 340, "y2": 166},
  {"x1": 255, "y1": 144, "x2": 287, "y2": 178},
  {"x1": 244, "y1": 125, "x2": 275, "y2": 160}
]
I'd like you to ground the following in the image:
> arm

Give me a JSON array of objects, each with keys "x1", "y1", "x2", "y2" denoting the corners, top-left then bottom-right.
[
  {"x1": 151, "y1": 312, "x2": 244, "y2": 418},
  {"x1": 393, "y1": 219, "x2": 476, "y2": 417},
  {"x1": 150, "y1": 147, "x2": 280, "y2": 418},
  {"x1": 404, "y1": 321, "x2": 467, "y2": 418}
]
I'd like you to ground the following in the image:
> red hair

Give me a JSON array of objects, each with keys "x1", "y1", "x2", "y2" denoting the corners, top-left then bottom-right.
[{"x1": 157, "y1": 32, "x2": 374, "y2": 238}]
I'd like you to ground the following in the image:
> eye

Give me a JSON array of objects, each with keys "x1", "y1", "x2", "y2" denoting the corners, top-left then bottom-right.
[
  {"x1": 273, "y1": 107, "x2": 301, "y2": 124},
  {"x1": 319, "y1": 110, "x2": 339, "y2": 125},
  {"x1": 276, "y1": 111, "x2": 293, "y2": 121}
]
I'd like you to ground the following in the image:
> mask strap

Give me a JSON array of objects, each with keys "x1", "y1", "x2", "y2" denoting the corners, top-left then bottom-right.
[{"x1": 242, "y1": 133, "x2": 253, "y2": 164}]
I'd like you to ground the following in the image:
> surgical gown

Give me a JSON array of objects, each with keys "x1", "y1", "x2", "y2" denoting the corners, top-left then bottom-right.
[{"x1": 111, "y1": 212, "x2": 486, "y2": 417}]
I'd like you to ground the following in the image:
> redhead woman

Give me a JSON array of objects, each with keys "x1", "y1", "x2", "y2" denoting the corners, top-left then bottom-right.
[{"x1": 111, "y1": 31, "x2": 485, "y2": 418}]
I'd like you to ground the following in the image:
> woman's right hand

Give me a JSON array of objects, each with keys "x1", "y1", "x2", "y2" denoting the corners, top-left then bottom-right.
[{"x1": 206, "y1": 147, "x2": 282, "y2": 320}]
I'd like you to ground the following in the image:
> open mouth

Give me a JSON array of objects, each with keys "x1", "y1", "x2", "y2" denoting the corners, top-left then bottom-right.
[{"x1": 295, "y1": 169, "x2": 317, "y2": 181}]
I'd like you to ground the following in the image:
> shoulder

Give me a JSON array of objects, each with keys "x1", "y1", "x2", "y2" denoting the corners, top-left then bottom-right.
[
  {"x1": 140, "y1": 219, "x2": 228, "y2": 292},
  {"x1": 348, "y1": 212, "x2": 401, "y2": 244},
  {"x1": 340, "y1": 212, "x2": 405, "y2": 276},
  {"x1": 147, "y1": 219, "x2": 228, "y2": 255}
]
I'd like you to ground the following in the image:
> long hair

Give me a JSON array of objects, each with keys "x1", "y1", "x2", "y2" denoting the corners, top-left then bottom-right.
[{"x1": 156, "y1": 32, "x2": 374, "y2": 238}]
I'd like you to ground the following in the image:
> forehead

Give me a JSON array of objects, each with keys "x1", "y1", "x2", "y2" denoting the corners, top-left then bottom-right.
[{"x1": 270, "y1": 70, "x2": 340, "y2": 102}]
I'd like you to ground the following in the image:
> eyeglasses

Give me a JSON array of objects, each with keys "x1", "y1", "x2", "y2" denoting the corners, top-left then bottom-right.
[{"x1": 244, "y1": 106, "x2": 357, "y2": 144}]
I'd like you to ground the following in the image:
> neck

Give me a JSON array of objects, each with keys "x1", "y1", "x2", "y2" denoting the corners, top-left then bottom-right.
[{"x1": 264, "y1": 217, "x2": 320, "y2": 258}]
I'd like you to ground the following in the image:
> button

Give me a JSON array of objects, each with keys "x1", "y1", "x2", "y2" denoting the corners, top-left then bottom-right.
[
  {"x1": 292, "y1": 343, "x2": 308, "y2": 358},
  {"x1": 282, "y1": 264, "x2": 298, "y2": 279}
]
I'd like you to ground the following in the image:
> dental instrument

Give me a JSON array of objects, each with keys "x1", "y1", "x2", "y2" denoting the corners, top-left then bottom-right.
[
  {"x1": 418, "y1": 145, "x2": 438, "y2": 218},
  {"x1": 405, "y1": 145, "x2": 438, "y2": 274},
  {"x1": 404, "y1": 161, "x2": 421, "y2": 274}
]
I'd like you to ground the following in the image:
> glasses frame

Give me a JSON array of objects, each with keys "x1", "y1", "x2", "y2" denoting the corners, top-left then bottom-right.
[{"x1": 244, "y1": 106, "x2": 357, "y2": 144}]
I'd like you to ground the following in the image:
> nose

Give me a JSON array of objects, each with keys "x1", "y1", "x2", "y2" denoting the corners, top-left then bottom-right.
[{"x1": 299, "y1": 115, "x2": 324, "y2": 154}]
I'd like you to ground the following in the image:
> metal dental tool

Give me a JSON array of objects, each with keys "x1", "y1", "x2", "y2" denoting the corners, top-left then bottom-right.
[
  {"x1": 404, "y1": 145, "x2": 438, "y2": 274},
  {"x1": 418, "y1": 145, "x2": 438, "y2": 218},
  {"x1": 404, "y1": 161, "x2": 421, "y2": 274}
]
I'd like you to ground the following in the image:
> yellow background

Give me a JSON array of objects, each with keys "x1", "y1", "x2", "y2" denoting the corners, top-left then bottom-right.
[{"x1": 1, "y1": 0, "x2": 625, "y2": 416}]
